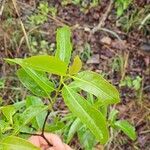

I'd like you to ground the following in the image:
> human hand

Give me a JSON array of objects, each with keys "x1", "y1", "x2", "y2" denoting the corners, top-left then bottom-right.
[{"x1": 28, "y1": 133, "x2": 72, "y2": 150}]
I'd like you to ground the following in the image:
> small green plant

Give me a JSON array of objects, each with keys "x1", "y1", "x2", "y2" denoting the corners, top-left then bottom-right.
[
  {"x1": 28, "y1": 2, "x2": 50, "y2": 26},
  {"x1": 61, "y1": 0, "x2": 100, "y2": 10},
  {"x1": 112, "y1": 55, "x2": 124, "y2": 73},
  {"x1": 29, "y1": 36, "x2": 50, "y2": 53},
  {"x1": 1, "y1": 26, "x2": 136, "y2": 149},
  {"x1": 115, "y1": 0, "x2": 132, "y2": 17},
  {"x1": 49, "y1": 6, "x2": 57, "y2": 17},
  {"x1": 120, "y1": 75, "x2": 142, "y2": 91},
  {"x1": 117, "y1": 5, "x2": 150, "y2": 32},
  {"x1": 0, "y1": 79, "x2": 5, "y2": 89},
  {"x1": 80, "y1": 42, "x2": 92, "y2": 62}
]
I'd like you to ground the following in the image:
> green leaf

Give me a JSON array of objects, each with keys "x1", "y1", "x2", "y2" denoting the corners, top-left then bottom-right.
[
  {"x1": 45, "y1": 120, "x2": 65, "y2": 132},
  {"x1": 0, "y1": 136, "x2": 39, "y2": 150},
  {"x1": 69, "y1": 55, "x2": 82, "y2": 75},
  {"x1": 17, "y1": 68, "x2": 55, "y2": 97},
  {"x1": 117, "y1": 6, "x2": 123, "y2": 17},
  {"x1": 0, "y1": 78, "x2": 5, "y2": 88},
  {"x1": 70, "y1": 71, "x2": 120, "y2": 105},
  {"x1": 87, "y1": 93, "x2": 94, "y2": 104},
  {"x1": 114, "y1": 120, "x2": 136, "y2": 141},
  {"x1": 108, "y1": 109, "x2": 119, "y2": 123},
  {"x1": 13, "y1": 105, "x2": 48, "y2": 134},
  {"x1": 62, "y1": 85, "x2": 109, "y2": 144},
  {"x1": 0, "y1": 105, "x2": 16, "y2": 124},
  {"x1": 133, "y1": 76, "x2": 142, "y2": 90},
  {"x1": 0, "y1": 120, "x2": 12, "y2": 133},
  {"x1": 6, "y1": 55, "x2": 68, "y2": 76},
  {"x1": 20, "y1": 105, "x2": 48, "y2": 126},
  {"x1": 5, "y1": 58, "x2": 22, "y2": 65},
  {"x1": 55, "y1": 26, "x2": 72, "y2": 65},
  {"x1": 93, "y1": 99, "x2": 104, "y2": 108},
  {"x1": 99, "y1": 105, "x2": 108, "y2": 118},
  {"x1": 67, "y1": 118, "x2": 82, "y2": 143},
  {"x1": 13, "y1": 101, "x2": 25, "y2": 111},
  {"x1": 78, "y1": 128, "x2": 96, "y2": 150},
  {"x1": 26, "y1": 96, "x2": 47, "y2": 129}
]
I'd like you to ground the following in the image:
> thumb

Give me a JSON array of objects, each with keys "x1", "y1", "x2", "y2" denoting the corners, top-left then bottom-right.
[
  {"x1": 64, "y1": 144, "x2": 73, "y2": 150},
  {"x1": 47, "y1": 148, "x2": 54, "y2": 150}
]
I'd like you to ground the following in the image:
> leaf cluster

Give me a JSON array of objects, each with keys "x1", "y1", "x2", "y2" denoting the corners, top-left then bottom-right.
[{"x1": 1, "y1": 26, "x2": 136, "y2": 149}]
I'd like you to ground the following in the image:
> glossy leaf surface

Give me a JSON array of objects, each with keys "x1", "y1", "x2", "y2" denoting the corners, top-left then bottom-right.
[
  {"x1": 26, "y1": 96, "x2": 47, "y2": 129},
  {"x1": 67, "y1": 118, "x2": 82, "y2": 143},
  {"x1": 114, "y1": 120, "x2": 136, "y2": 141},
  {"x1": 0, "y1": 120, "x2": 12, "y2": 133},
  {"x1": 0, "y1": 136, "x2": 39, "y2": 150},
  {"x1": 108, "y1": 109, "x2": 119, "y2": 123},
  {"x1": 6, "y1": 55, "x2": 68, "y2": 76},
  {"x1": 17, "y1": 68, "x2": 54, "y2": 97},
  {"x1": 14, "y1": 105, "x2": 48, "y2": 134},
  {"x1": 69, "y1": 55, "x2": 82, "y2": 75},
  {"x1": 56, "y1": 26, "x2": 72, "y2": 65},
  {"x1": 70, "y1": 71, "x2": 120, "y2": 105},
  {"x1": 62, "y1": 85, "x2": 109, "y2": 144},
  {"x1": 78, "y1": 128, "x2": 96, "y2": 150},
  {"x1": 0, "y1": 106, "x2": 16, "y2": 124}
]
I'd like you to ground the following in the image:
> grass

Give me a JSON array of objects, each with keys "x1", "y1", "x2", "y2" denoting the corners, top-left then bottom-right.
[{"x1": 117, "y1": 5, "x2": 150, "y2": 33}]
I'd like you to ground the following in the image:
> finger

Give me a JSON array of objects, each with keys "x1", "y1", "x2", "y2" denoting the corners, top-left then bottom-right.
[
  {"x1": 64, "y1": 144, "x2": 73, "y2": 150},
  {"x1": 47, "y1": 148, "x2": 54, "y2": 150},
  {"x1": 28, "y1": 136, "x2": 41, "y2": 147},
  {"x1": 28, "y1": 133, "x2": 66, "y2": 150},
  {"x1": 28, "y1": 135, "x2": 49, "y2": 147},
  {"x1": 41, "y1": 145, "x2": 49, "y2": 150},
  {"x1": 43, "y1": 133, "x2": 65, "y2": 150}
]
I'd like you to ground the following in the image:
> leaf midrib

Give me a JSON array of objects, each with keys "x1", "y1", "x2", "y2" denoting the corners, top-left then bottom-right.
[
  {"x1": 115, "y1": 121, "x2": 135, "y2": 140},
  {"x1": 26, "y1": 68, "x2": 54, "y2": 94},
  {"x1": 60, "y1": 31, "x2": 67, "y2": 61},
  {"x1": 64, "y1": 85, "x2": 103, "y2": 140},
  {"x1": 71, "y1": 75, "x2": 115, "y2": 101}
]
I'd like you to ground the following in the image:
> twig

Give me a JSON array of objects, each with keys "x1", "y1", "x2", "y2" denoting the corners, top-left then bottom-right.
[
  {"x1": 98, "y1": 27, "x2": 122, "y2": 41},
  {"x1": 19, "y1": 79, "x2": 62, "y2": 147},
  {"x1": 120, "y1": 51, "x2": 130, "y2": 82},
  {"x1": 11, "y1": 0, "x2": 31, "y2": 53},
  {"x1": 20, "y1": 110, "x2": 52, "y2": 147},
  {"x1": 17, "y1": 26, "x2": 39, "y2": 53},
  {"x1": 92, "y1": 0, "x2": 113, "y2": 33},
  {"x1": 20, "y1": 132, "x2": 52, "y2": 147},
  {"x1": 138, "y1": 76, "x2": 144, "y2": 102},
  {"x1": 41, "y1": 135, "x2": 52, "y2": 147},
  {"x1": 84, "y1": 0, "x2": 122, "y2": 41},
  {"x1": 139, "y1": 13, "x2": 150, "y2": 30},
  {"x1": 42, "y1": 111, "x2": 50, "y2": 134},
  {"x1": 20, "y1": 132, "x2": 41, "y2": 136},
  {"x1": 41, "y1": 110, "x2": 52, "y2": 147},
  {"x1": 0, "y1": 0, "x2": 6, "y2": 18}
]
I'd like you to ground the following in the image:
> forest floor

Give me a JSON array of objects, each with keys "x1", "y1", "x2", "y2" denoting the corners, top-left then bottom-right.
[{"x1": 0, "y1": 0, "x2": 150, "y2": 149}]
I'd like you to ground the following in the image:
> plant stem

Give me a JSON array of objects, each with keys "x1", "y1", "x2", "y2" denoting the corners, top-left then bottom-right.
[
  {"x1": 48, "y1": 76, "x2": 63, "y2": 109},
  {"x1": 40, "y1": 76, "x2": 63, "y2": 146},
  {"x1": 20, "y1": 131, "x2": 52, "y2": 147},
  {"x1": 40, "y1": 110, "x2": 52, "y2": 146},
  {"x1": 41, "y1": 135, "x2": 52, "y2": 147},
  {"x1": 17, "y1": 77, "x2": 64, "y2": 146},
  {"x1": 20, "y1": 132, "x2": 41, "y2": 136},
  {"x1": 42, "y1": 111, "x2": 50, "y2": 134}
]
